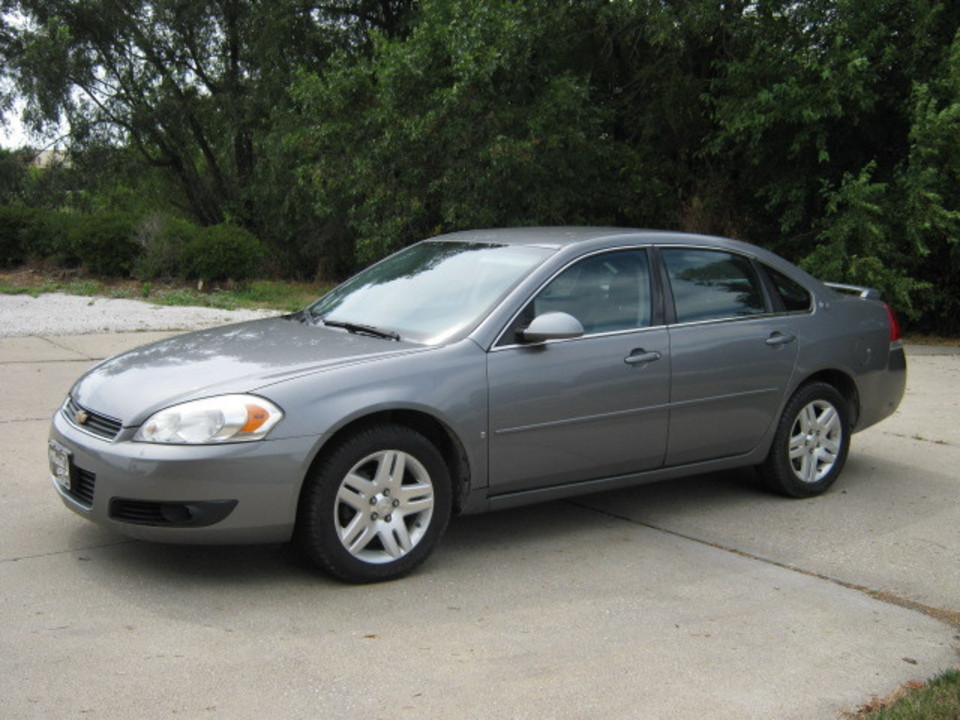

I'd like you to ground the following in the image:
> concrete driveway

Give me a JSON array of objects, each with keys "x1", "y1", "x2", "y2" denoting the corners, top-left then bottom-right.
[{"x1": 1, "y1": 332, "x2": 957, "y2": 719}]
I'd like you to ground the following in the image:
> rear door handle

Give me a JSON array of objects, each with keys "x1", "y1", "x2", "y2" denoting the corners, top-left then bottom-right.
[
  {"x1": 624, "y1": 349, "x2": 662, "y2": 365},
  {"x1": 765, "y1": 332, "x2": 796, "y2": 346}
]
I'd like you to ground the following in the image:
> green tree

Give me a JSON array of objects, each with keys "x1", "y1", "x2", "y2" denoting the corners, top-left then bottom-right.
[
  {"x1": 291, "y1": 0, "x2": 623, "y2": 265},
  {"x1": 705, "y1": 0, "x2": 960, "y2": 320},
  {"x1": 0, "y1": 148, "x2": 31, "y2": 204},
  {"x1": 588, "y1": 0, "x2": 752, "y2": 235},
  {"x1": 5, "y1": 0, "x2": 960, "y2": 330},
  {"x1": 4, "y1": 0, "x2": 413, "y2": 250},
  {"x1": 896, "y1": 31, "x2": 960, "y2": 331}
]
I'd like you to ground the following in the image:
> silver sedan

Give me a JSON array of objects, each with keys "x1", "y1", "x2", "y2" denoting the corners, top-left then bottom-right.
[{"x1": 49, "y1": 228, "x2": 906, "y2": 582}]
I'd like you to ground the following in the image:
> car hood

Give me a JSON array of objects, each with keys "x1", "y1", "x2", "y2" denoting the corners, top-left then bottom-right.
[{"x1": 71, "y1": 316, "x2": 427, "y2": 426}]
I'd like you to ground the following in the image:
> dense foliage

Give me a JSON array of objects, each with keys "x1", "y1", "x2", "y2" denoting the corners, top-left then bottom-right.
[
  {"x1": 2, "y1": 0, "x2": 958, "y2": 331},
  {"x1": 0, "y1": 202, "x2": 263, "y2": 283}
]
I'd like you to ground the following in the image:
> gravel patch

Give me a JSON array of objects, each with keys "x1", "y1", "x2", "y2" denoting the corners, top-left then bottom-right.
[{"x1": 0, "y1": 292, "x2": 281, "y2": 337}]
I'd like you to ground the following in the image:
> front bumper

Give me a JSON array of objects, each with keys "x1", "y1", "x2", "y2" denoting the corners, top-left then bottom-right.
[{"x1": 49, "y1": 410, "x2": 319, "y2": 544}]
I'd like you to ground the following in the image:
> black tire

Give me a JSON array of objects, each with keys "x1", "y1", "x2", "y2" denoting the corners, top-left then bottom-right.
[
  {"x1": 760, "y1": 382, "x2": 851, "y2": 498},
  {"x1": 296, "y1": 423, "x2": 452, "y2": 583}
]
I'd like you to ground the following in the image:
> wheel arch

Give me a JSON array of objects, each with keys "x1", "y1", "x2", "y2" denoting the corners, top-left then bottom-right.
[
  {"x1": 300, "y1": 409, "x2": 472, "y2": 515},
  {"x1": 794, "y1": 369, "x2": 861, "y2": 428}
]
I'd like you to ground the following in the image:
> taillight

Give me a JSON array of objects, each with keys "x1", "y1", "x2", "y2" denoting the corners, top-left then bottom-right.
[{"x1": 884, "y1": 303, "x2": 901, "y2": 342}]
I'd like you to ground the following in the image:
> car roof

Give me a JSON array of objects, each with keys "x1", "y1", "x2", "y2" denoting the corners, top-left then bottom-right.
[
  {"x1": 430, "y1": 227, "x2": 824, "y2": 290},
  {"x1": 432, "y1": 227, "x2": 756, "y2": 253}
]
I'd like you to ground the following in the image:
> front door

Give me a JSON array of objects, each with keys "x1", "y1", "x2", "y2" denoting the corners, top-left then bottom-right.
[{"x1": 486, "y1": 249, "x2": 670, "y2": 495}]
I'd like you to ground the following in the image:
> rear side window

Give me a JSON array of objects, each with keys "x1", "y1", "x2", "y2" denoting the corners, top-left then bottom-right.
[
  {"x1": 765, "y1": 266, "x2": 812, "y2": 313},
  {"x1": 662, "y1": 248, "x2": 766, "y2": 323}
]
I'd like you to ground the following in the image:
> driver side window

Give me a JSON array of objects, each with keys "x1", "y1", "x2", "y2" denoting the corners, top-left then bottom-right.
[{"x1": 502, "y1": 249, "x2": 652, "y2": 344}]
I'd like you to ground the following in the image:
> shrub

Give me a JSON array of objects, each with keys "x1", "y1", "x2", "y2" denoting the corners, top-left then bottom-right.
[
  {"x1": 182, "y1": 224, "x2": 265, "y2": 282},
  {"x1": 69, "y1": 213, "x2": 140, "y2": 277},
  {"x1": 44, "y1": 213, "x2": 84, "y2": 268},
  {"x1": 10, "y1": 208, "x2": 82, "y2": 268},
  {"x1": 133, "y1": 213, "x2": 201, "y2": 280},
  {"x1": 0, "y1": 205, "x2": 35, "y2": 267},
  {"x1": 9, "y1": 209, "x2": 137, "y2": 273}
]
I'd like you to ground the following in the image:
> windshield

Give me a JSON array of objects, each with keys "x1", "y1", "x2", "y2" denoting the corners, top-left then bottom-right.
[{"x1": 309, "y1": 241, "x2": 554, "y2": 344}]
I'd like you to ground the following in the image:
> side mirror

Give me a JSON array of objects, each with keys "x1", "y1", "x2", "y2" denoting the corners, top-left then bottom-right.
[{"x1": 520, "y1": 312, "x2": 584, "y2": 343}]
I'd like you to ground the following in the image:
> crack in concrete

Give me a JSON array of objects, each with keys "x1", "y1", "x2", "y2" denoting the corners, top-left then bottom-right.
[
  {"x1": 0, "y1": 358, "x2": 93, "y2": 366},
  {"x1": 881, "y1": 430, "x2": 956, "y2": 448},
  {"x1": 0, "y1": 539, "x2": 138, "y2": 565},
  {"x1": 36, "y1": 335, "x2": 99, "y2": 360},
  {"x1": 0, "y1": 335, "x2": 97, "y2": 363},
  {"x1": 568, "y1": 499, "x2": 960, "y2": 630}
]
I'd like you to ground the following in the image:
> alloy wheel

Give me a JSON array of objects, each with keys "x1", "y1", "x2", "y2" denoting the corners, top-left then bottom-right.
[{"x1": 788, "y1": 399, "x2": 843, "y2": 484}]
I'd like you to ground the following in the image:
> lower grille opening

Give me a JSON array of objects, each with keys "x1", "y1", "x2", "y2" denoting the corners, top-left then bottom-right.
[
  {"x1": 69, "y1": 468, "x2": 96, "y2": 508},
  {"x1": 109, "y1": 499, "x2": 237, "y2": 527}
]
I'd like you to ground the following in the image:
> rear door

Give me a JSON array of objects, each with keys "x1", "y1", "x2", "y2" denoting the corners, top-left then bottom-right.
[{"x1": 660, "y1": 247, "x2": 799, "y2": 466}]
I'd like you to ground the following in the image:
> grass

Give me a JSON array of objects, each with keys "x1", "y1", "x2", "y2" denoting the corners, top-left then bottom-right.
[
  {"x1": 0, "y1": 269, "x2": 329, "y2": 312},
  {"x1": 849, "y1": 669, "x2": 960, "y2": 719},
  {"x1": 147, "y1": 280, "x2": 324, "y2": 312},
  {"x1": 0, "y1": 278, "x2": 101, "y2": 298}
]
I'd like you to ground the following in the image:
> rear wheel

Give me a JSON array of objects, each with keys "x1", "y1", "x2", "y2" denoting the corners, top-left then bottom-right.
[
  {"x1": 760, "y1": 382, "x2": 850, "y2": 498},
  {"x1": 296, "y1": 424, "x2": 452, "y2": 582}
]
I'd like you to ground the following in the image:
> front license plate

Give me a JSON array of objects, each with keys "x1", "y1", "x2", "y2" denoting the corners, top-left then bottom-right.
[{"x1": 48, "y1": 439, "x2": 73, "y2": 492}]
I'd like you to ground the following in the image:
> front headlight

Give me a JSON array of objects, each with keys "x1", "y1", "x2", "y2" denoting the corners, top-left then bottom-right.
[{"x1": 133, "y1": 395, "x2": 284, "y2": 444}]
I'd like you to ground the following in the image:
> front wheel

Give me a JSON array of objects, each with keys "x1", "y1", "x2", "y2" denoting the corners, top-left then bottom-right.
[
  {"x1": 296, "y1": 424, "x2": 452, "y2": 583},
  {"x1": 760, "y1": 382, "x2": 850, "y2": 498}
]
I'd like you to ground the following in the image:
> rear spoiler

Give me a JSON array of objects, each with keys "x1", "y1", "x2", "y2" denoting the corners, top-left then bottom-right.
[{"x1": 822, "y1": 282, "x2": 882, "y2": 300}]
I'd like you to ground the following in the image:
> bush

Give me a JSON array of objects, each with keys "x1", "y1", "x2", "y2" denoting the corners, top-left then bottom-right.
[
  {"x1": 0, "y1": 207, "x2": 83, "y2": 268},
  {"x1": 182, "y1": 224, "x2": 265, "y2": 282},
  {"x1": 22, "y1": 211, "x2": 80, "y2": 267},
  {"x1": 133, "y1": 214, "x2": 201, "y2": 280},
  {"x1": 9, "y1": 209, "x2": 138, "y2": 274},
  {"x1": 0, "y1": 205, "x2": 34, "y2": 267},
  {"x1": 69, "y1": 213, "x2": 140, "y2": 277}
]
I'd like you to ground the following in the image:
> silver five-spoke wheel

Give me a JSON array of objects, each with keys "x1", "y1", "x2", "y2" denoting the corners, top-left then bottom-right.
[
  {"x1": 788, "y1": 399, "x2": 843, "y2": 484},
  {"x1": 761, "y1": 382, "x2": 850, "y2": 498},
  {"x1": 335, "y1": 450, "x2": 435, "y2": 564},
  {"x1": 296, "y1": 423, "x2": 452, "y2": 583}
]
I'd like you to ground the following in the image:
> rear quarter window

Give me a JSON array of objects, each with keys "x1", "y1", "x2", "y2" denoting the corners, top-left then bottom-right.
[{"x1": 765, "y1": 266, "x2": 812, "y2": 313}]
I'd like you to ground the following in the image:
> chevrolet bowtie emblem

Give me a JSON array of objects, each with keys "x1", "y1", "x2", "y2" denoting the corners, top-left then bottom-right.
[{"x1": 75, "y1": 410, "x2": 89, "y2": 425}]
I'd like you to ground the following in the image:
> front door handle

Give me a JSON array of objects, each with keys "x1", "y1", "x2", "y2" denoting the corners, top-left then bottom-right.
[
  {"x1": 765, "y1": 332, "x2": 796, "y2": 346},
  {"x1": 624, "y1": 349, "x2": 662, "y2": 365}
]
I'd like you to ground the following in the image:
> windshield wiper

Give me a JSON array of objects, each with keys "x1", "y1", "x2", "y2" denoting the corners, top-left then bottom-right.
[
  {"x1": 283, "y1": 309, "x2": 308, "y2": 322},
  {"x1": 322, "y1": 318, "x2": 401, "y2": 341}
]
